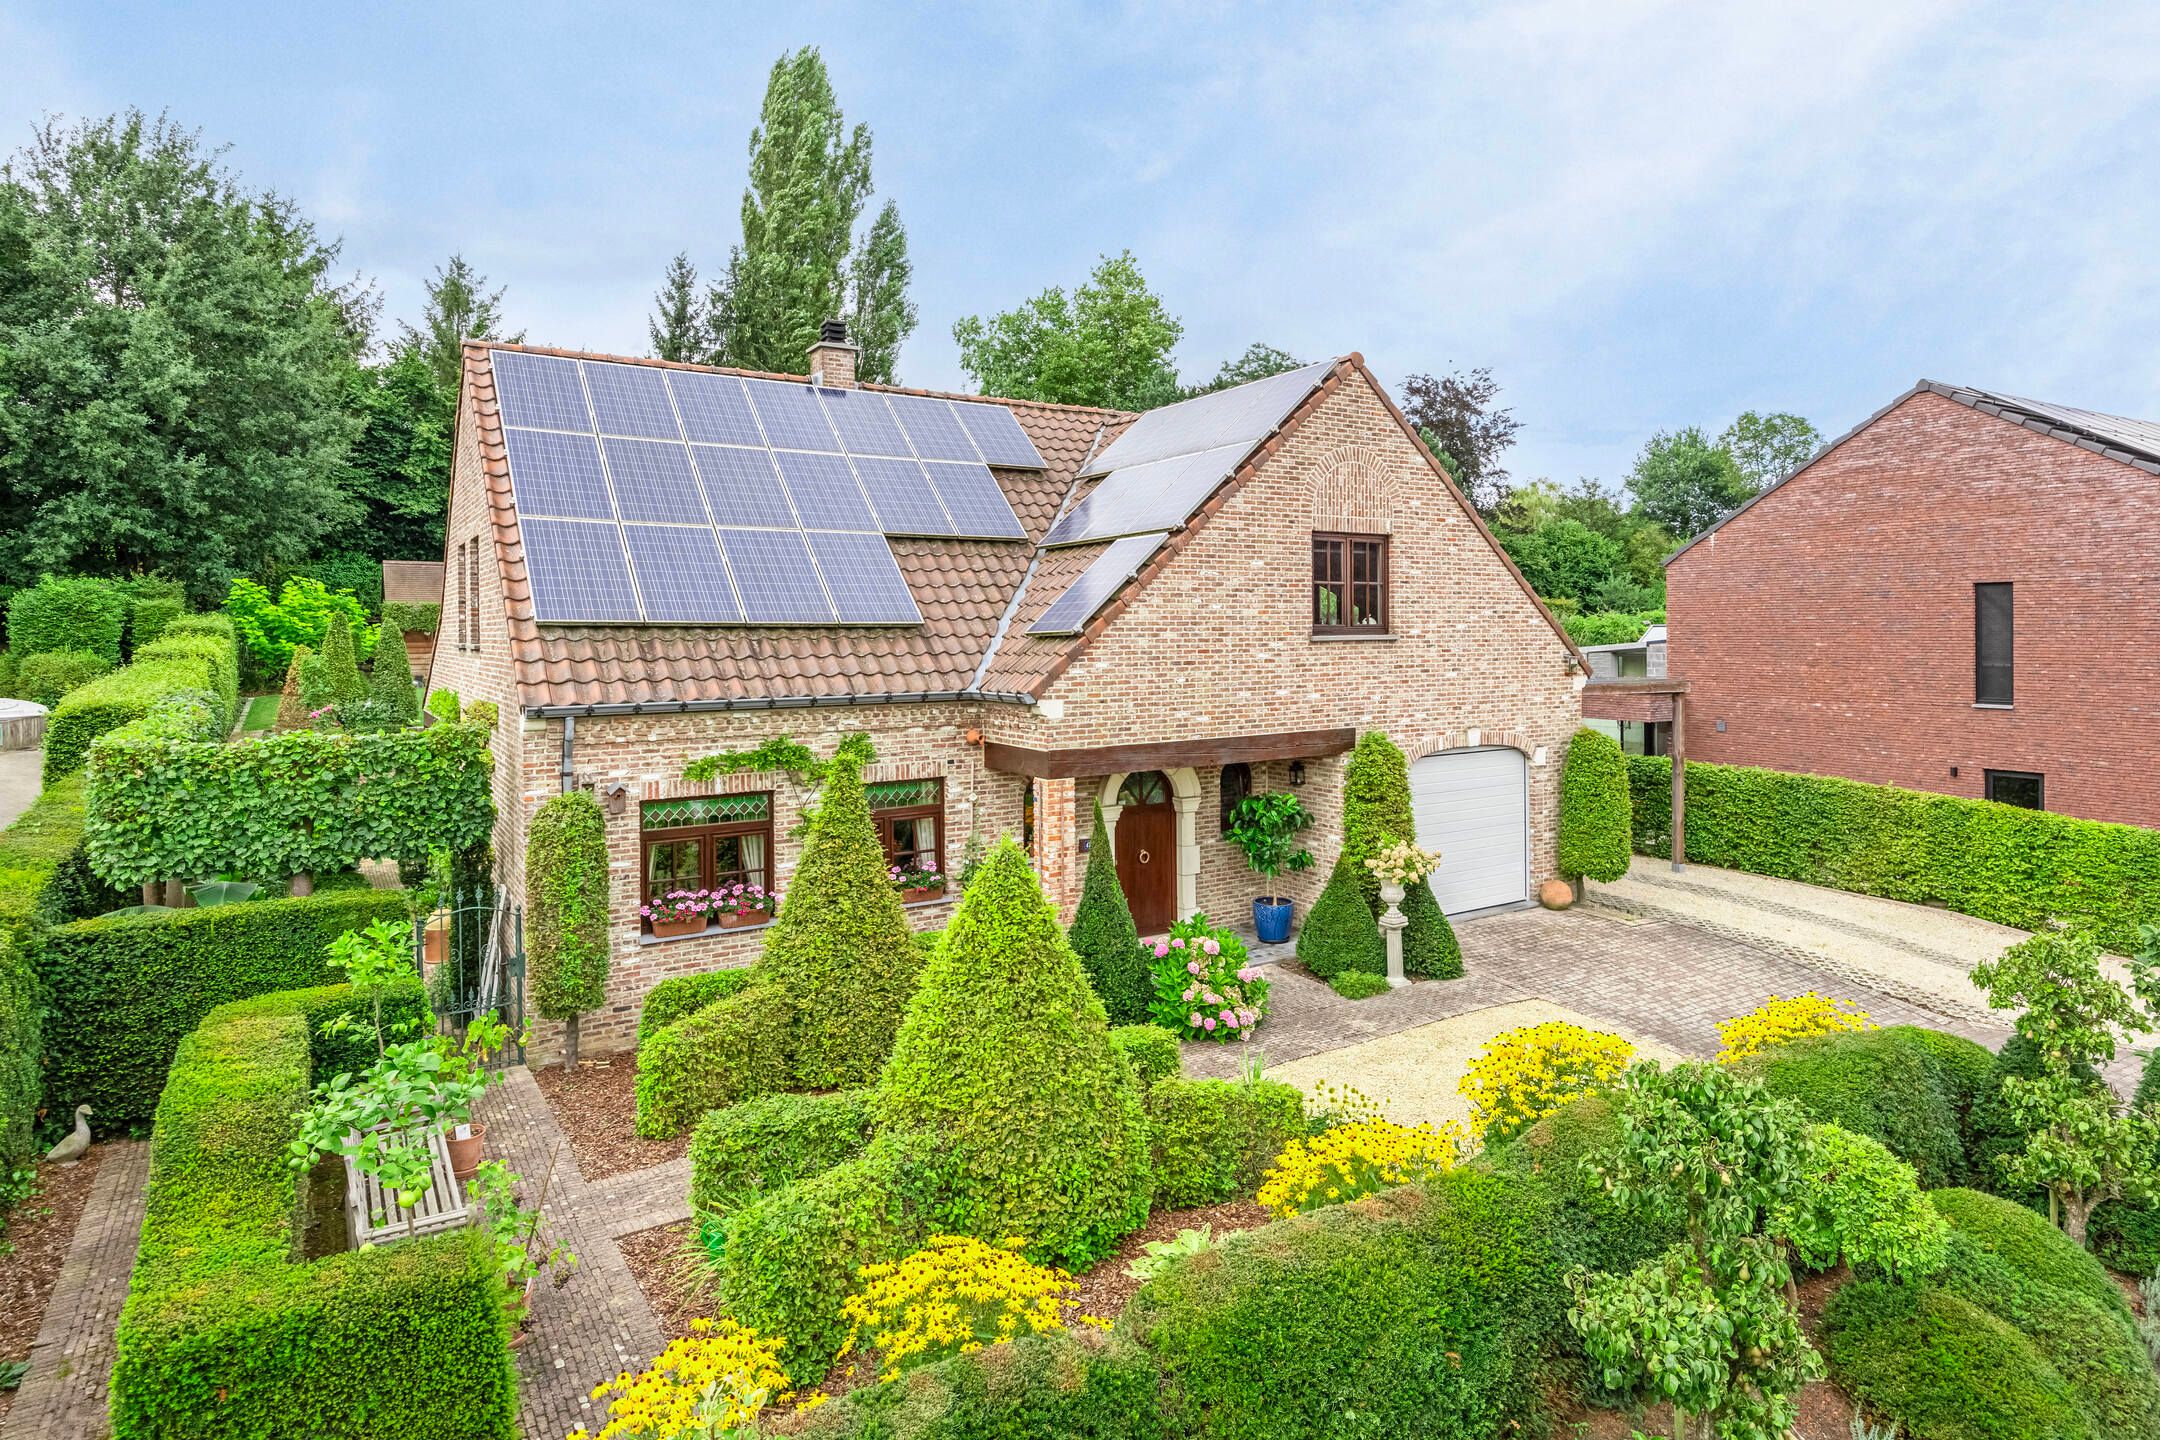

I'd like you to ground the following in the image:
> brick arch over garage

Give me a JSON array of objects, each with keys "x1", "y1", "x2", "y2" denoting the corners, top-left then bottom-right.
[
  {"x1": 1404, "y1": 729, "x2": 1538, "y2": 763},
  {"x1": 1309, "y1": 444, "x2": 1401, "y2": 533}
]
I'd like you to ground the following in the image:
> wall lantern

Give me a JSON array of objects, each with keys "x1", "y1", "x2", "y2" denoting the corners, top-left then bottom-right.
[{"x1": 1288, "y1": 761, "x2": 1307, "y2": 787}]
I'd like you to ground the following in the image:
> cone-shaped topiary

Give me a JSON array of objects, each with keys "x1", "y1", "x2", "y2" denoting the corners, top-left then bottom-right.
[
  {"x1": 366, "y1": 629, "x2": 421, "y2": 727},
  {"x1": 528, "y1": 790, "x2": 611, "y2": 1066},
  {"x1": 1337, "y1": 729, "x2": 1460, "y2": 973},
  {"x1": 1557, "y1": 727, "x2": 1632, "y2": 884},
  {"x1": 1399, "y1": 878, "x2": 1463, "y2": 979},
  {"x1": 1295, "y1": 855, "x2": 1386, "y2": 981},
  {"x1": 760, "y1": 747, "x2": 925, "y2": 1089},
  {"x1": 273, "y1": 646, "x2": 312, "y2": 731},
  {"x1": 1069, "y1": 798, "x2": 1149, "y2": 1024},
  {"x1": 874, "y1": 839, "x2": 1151, "y2": 1266},
  {"x1": 318, "y1": 611, "x2": 366, "y2": 705}
]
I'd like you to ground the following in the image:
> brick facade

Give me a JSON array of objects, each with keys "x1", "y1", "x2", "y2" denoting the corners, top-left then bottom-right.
[{"x1": 1666, "y1": 388, "x2": 2160, "y2": 828}]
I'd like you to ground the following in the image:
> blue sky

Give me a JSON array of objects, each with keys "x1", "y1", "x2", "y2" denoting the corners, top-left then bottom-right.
[{"x1": 8, "y1": 1, "x2": 2159, "y2": 488}]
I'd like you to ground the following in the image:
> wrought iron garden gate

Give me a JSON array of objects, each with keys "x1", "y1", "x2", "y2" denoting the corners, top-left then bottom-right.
[{"x1": 413, "y1": 888, "x2": 526, "y2": 1064}]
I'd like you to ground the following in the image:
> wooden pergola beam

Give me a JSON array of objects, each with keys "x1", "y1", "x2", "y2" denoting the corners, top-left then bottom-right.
[{"x1": 983, "y1": 727, "x2": 1357, "y2": 780}]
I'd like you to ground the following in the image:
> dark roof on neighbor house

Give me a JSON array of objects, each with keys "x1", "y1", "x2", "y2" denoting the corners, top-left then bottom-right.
[{"x1": 1668, "y1": 379, "x2": 2160, "y2": 565}]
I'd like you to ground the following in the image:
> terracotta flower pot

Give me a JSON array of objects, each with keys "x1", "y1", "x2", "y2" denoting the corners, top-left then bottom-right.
[
  {"x1": 447, "y1": 1121, "x2": 486, "y2": 1183},
  {"x1": 717, "y1": 910, "x2": 761, "y2": 930},
  {"x1": 423, "y1": 925, "x2": 448, "y2": 969},
  {"x1": 650, "y1": 913, "x2": 705, "y2": 939},
  {"x1": 901, "y1": 885, "x2": 945, "y2": 904}
]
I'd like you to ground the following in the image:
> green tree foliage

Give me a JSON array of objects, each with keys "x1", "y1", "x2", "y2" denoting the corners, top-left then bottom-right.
[
  {"x1": 366, "y1": 630, "x2": 420, "y2": 727},
  {"x1": 1625, "y1": 425, "x2": 1757, "y2": 539},
  {"x1": 273, "y1": 648, "x2": 311, "y2": 731},
  {"x1": 647, "y1": 251, "x2": 708, "y2": 363},
  {"x1": 873, "y1": 839, "x2": 1151, "y2": 1266},
  {"x1": 0, "y1": 113, "x2": 366, "y2": 604},
  {"x1": 707, "y1": 48, "x2": 914, "y2": 381},
  {"x1": 396, "y1": 253, "x2": 518, "y2": 393},
  {"x1": 1717, "y1": 410, "x2": 1822, "y2": 490},
  {"x1": 1781, "y1": 1122, "x2": 1949, "y2": 1278},
  {"x1": 1557, "y1": 727, "x2": 1632, "y2": 883},
  {"x1": 1295, "y1": 856, "x2": 1385, "y2": 980},
  {"x1": 6, "y1": 576, "x2": 128, "y2": 665},
  {"x1": 526, "y1": 791, "x2": 610, "y2": 1066},
  {"x1": 338, "y1": 345, "x2": 454, "y2": 562},
  {"x1": 1337, "y1": 730, "x2": 1460, "y2": 973},
  {"x1": 1398, "y1": 881, "x2": 1463, "y2": 979},
  {"x1": 952, "y1": 251, "x2": 1183, "y2": 410},
  {"x1": 1068, "y1": 799, "x2": 1148, "y2": 1025},
  {"x1": 1398, "y1": 367, "x2": 1522, "y2": 512},
  {"x1": 1493, "y1": 477, "x2": 1671, "y2": 609},
  {"x1": 15, "y1": 650, "x2": 111, "y2": 709},
  {"x1": 1188, "y1": 342, "x2": 1303, "y2": 396},
  {"x1": 1498, "y1": 517, "x2": 1629, "y2": 609},
  {"x1": 317, "y1": 611, "x2": 366, "y2": 705},
  {"x1": 760, "y1": 747, "x2": 925, "y2": 1088}
]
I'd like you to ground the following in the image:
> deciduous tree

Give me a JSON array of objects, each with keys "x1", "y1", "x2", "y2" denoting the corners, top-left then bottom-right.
[
  {"x1": 1189, "y1": 342, "x2": 1303, "y2": 395},
  {"x1": 1625, "y1": 426, "x2": 1756, "y2": 539},
  {"x1": 1717, "y1": 410, "x2": 1822, "y2": 491},
  {"x1": 952, "y1": 250, "x2": 1183, "y2": 411},
  {"x1": 1399, "y1": 367, "x2": 1522, "y2": 512}
]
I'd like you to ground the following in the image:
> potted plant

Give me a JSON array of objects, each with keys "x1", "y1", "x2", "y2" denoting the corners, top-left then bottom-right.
[
  {"x1": 891, "y1": 859, "x2": 945, "y2": 903},
  {"x1": 1225, "y1": 791, "x2": 1316, "y2": 943},
  {"x1": 468, "y1": 1153, "x2": 576, "y2": 1349},
  {"x1": 642, "y1": 888, "x2": 712, "y2": 939},
  {"x1": 715, "y1": 882, "x2": 776, "y2": 929}
]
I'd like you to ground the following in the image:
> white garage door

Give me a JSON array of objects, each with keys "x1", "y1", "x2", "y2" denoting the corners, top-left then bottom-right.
[{"x1": 1409, "y1": 746, "x2": 1529, "y2": 915}]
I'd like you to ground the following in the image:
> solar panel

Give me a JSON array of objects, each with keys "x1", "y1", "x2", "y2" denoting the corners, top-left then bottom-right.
[
  {"x1": 851, "y1": 456, "x2": 954, "y2": 537},
  {"x1": 1027, "y1": 532, "x2": 1168, "y2": 635},
  {"x1": 584, "y1": 362, "x2": 682, "y2": 439},
  {"x1": 885, "y1": 393, "x2": 981, "y2": 462},
  {"x1": 820, "y1": 388, "x2": 910, "y2": 457},
  {"x1": 744, "y1": 378, "x2": 840, "y2": 451},
  {"x1": 669, "y1": 370, "x2": 765, "y2": 447},
  {"x1": 523, "y1": 518, "x2": 639, "y2": 622},
  {"x1": 602, "y1": 438, "x2": 706, "y2": 524},
  {"x1": 716, "y1": 528, "x2": 835, "y2": 623},
  {"x1": 1080, "y1": 359, "x2": 1332, "y2": 476},
  {"x1": 622, "y1": 524, "x2": 743, "y2": 623},
  {"x1": 1041, "y1": 444, "x2": 1251, "y2": 547},
  {"x1": 504, "y1": 429, "x2": 616, "y2": 520},
  {"x1": 773, "y1": 450, "x2": 877, "y2": 531},
  {"x1": 807, "y1": 531, "x2": 923, "y2": 623},
  {"x1": 691, "y1": 445, "x2": 797, "y2": 529},
  {"x1": 924, "y1": 462, "x2": 1028, "y2": 539},
  {"x1": 492, "y1": 351, "x2": 593, "y2": 432},
  {"x1": 953, "y1": 401, "x2": 1045, "y2": 467}
]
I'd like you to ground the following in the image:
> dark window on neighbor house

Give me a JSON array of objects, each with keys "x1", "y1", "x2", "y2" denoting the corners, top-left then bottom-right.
[
  {"x1": 1975, "y1": 582, "x2": 2013, "y2": 706},
  {"x1": 869, "y1": 778, "x2": 945, "y2": 881},
  {"x1": 638, "y1": 792, "x2": 773, "y2": 930},
  {"x1": 1220, "y1": 762, "x2": 1253, "y2": 835},
  {"x1": 1021, "y1": 778, "x2": 1036, "y2": 850},
  {"x1": 1312, "y1": 534, "x2": 1389, "y2": 633},
  {"x1": 1985, "y1": 770, "x2": 2044, "y2": 810}
]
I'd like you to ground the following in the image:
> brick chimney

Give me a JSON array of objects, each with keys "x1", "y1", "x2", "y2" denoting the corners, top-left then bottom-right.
[{"x1": 806, "y1": 318, "x2": 858, "y2": 388}]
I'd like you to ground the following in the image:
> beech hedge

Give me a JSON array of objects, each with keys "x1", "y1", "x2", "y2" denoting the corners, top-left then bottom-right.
[
  {"x1": 44, "y1": 615, "x2": 240, "y2": 782},
  {"x1": 110, "y1": 983, "x2": 512, "y2": 1440},
  {"x1": 1626, "y1": 756, "x2": 2160, "y2": 950},
  {"x1": 84, "y1": 721, "x2": 494, "y2": 888}
]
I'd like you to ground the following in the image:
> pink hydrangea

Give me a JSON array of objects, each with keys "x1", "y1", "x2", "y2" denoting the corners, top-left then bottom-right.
[
  {"x1": 1203, "y1": 1016, "x2": 1217, "y2": 1031},
  {"x1": 1154, "y1": 941, "x2": 1170, "y2": 958},
  {"x1": 1171, "y1": 937, "x2": 1186, "y2": 949},
  {"x1": 1188, "y1": 1012, "x2": 1203, "y2": 1028},
  {"x1": 1186, "y1": 959, "x2": 1202, "y2": 976},
  {"x1": 1183, "y1": 986, "x2": 1197, "y2": 1001},
  {"x1": 1236, "y1": 968, "x2": 1256, "y2": 983},
  {"x1": 1202, "y1": 938, "x2": 1220, "y2": 956}
]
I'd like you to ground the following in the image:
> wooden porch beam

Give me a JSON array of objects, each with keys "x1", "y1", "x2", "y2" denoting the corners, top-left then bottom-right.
[{"x1": 983, "y1": 727, "x2": 1357, "y2": 780}]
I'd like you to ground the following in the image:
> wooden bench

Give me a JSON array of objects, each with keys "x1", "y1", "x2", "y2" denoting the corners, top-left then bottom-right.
[{"x1": 344, "y1": 1125, "x2": 472, "y2": 1246}]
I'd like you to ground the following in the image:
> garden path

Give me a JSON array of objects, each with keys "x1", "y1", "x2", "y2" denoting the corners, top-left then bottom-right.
[
  {"x1": 0, "y1": 749, "x2": 40, "y2": 831},
  {"x1": 2, "y1": 1141, "x2": 149, "y2": 1440}
]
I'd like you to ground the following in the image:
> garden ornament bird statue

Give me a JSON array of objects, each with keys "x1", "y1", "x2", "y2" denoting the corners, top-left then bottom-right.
[{"x1": 45, "y1": 1104, "x2": 92, "y2": 1165}]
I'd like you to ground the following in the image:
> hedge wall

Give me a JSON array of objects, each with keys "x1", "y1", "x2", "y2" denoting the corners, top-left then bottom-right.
[
  {"x1": 636, "y1": 966, "x2": 757, "y2": 1046},
  {"x1": 110, "y1": 982, "x2": 513, "y2": 1440},
  {"x1": 6, "y1": 575, "x2": 128, "y2": 666},
  {"x1": 84, "y1": 721, "x2": 494, "y2": 888},
  {"x1": 43, "y1": 614, "x2": 240, "y2": 782},
  {"x1": 1147, "y1": 1077, "x2": 1305, "y2": 1209},
  {"x1": 38, "y1": 887, "x2": 412, "y2": 1127},
  {"x1": 688, "y1": 1087, "x2": 875, "y2": 1215},
  {"x1": 1740, "y1": 1025, "x2": 1993, "y2": 1189},
  {"x1": 1626, "y1": 755, "x2": 2160, "y2": 950}
]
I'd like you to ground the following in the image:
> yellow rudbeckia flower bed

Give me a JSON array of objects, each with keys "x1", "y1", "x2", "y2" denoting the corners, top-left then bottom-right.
[
  {"x1": 1255, "y1": 1116, "x2": 1461, "y2": 1218},
  {"x1": 840, "y1": 1234, "x2": 1078, "y2": 1383},
  {"x1": 1456, "y1": 1020, "x2": 1635, "y2": 1145},
  {"x1": 568, "y1": 1316, "x2": 798, "y2": 1440},
  {"x1": 1715, "y1": 993, "x2": 1874, "y2": 1063}
]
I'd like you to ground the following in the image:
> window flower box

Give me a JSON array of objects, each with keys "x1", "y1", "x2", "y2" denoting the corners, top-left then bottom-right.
[
  {"x1": 900, "y1": 884, "x2": 946, "y2": 904},
  {"x1": 891, "y1": 861, "x2": 944, "y2": 903},
  {"x1": 643, "y1": 888, "x2": 715, "y2": 937},
  {"x1": 650, "y1": 914, "x2": 707, "y2": 939},
  {"x1": 714, "y1": 883, "x2": 777, "y2": 929}
]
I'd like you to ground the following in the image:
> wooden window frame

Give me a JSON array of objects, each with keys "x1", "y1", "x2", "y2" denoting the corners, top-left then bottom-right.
[
  {"x1": 1311, "y1": 532, "x2": 1390, "y2": 635},
  {"x1": 465, "y1": 540, "x2": 483, "y2": 654},
  {"x1": 872, "y1": 780, "x2": 946, "y2": 880},
  {"x1": 638, "y1": 793, "x2": 775, "y2": 933}
]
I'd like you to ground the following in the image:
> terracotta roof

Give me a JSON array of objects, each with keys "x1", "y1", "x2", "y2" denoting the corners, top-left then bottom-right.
[{"x1": 459, "y1": 343, "x2": 1131, "y2": 711}]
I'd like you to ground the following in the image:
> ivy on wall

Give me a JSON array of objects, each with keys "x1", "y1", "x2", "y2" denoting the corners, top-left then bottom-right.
[
  {"x1": 83, "y1": 723, "x2": 495, "y2": 888},
  {"x1": 381, "y1": 602, "x2": 441, "y2": 636}
]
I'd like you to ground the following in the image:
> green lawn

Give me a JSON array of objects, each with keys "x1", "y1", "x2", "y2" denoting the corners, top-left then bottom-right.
[{"x1": 239, "y1": 694, "x2": 280, "y2": 732}]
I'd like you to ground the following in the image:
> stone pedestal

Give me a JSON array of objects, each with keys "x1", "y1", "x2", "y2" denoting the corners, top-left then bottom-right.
[{"x1": 1379, "y1": 880, "x2": 1410, "y2": 989}]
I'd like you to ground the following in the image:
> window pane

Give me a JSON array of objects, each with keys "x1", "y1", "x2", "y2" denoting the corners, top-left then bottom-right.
[
  {"x1": 1975, "y1": 582, "x2": 2013, "y2": 705},
  {"x1": 739, "y1": 832, "x2": 768, "y2": 888},
  {"x1": 646, "y1": 838, "x2": 701, "y2": 891},
  {"x1": 1986, "y1": 771, "x2": 2043, "y2": 810}
]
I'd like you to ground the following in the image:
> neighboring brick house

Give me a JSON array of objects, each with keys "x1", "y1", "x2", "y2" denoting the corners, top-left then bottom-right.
[
  {"x1": 380, "y1": 559, "x2": 444, "y2": 680},
  {"x1": 1666, "y1": 381, "x2": 2160, "y2": 828},
  {"x1": 426, "y1": 330, "x2": 1585, "y2": 1059}
]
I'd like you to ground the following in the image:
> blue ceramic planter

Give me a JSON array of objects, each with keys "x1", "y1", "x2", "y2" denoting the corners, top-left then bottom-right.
[{"x1": 1252, "y1": 896, "x2": 1293, "y2": 944}]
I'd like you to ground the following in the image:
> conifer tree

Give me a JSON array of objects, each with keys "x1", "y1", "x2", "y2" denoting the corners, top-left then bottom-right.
[
  {"x1": 318, "y1": 611, "x2": 366, "y2": 705},
  {"x1": 396, "y1": 254, "x2": 521, "y2": 391},
  {"x1": 1069, "y1": 798, "x2": 1148, "y2": 1024},
  {"x1": 1296, "y1": 856, "x2": 1386, "y2": 981},
  {"x1": 367, "y1": 628, "x2": 420, "y2": 726},
  {"x1": 1339, "y1": 731, "x2": 1461, "y2": 976},
  {"x1": 273, "y1": 646, "x2": 312, "y2": 731},
  {"x1": 647, "y1": 251, "x2": 708, "y2": 362}
]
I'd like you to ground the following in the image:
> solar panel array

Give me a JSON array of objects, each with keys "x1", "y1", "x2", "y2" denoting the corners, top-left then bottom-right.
[
  {"x1": 491, "y1": 349, "x2": 1042, "y2": 625},
  {"x1": 1042, "y1": 358, "x2": 1336, "y2": 549},
  {"x1": 1027, "y1": 532, "x2": 1169, "y2": 636}
]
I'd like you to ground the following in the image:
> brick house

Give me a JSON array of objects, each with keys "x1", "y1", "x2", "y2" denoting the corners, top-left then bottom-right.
[
  {"x1": 425, "y1": 330, "x2": 1585, "y2": 1058},
  {"x1": 1666, "y1": 381, "x2": 2160, "y2": 828}
]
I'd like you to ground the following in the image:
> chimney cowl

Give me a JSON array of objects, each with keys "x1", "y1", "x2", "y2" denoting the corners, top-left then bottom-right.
[
  {"x1": 807, "y1": 317, "x2": 860, "y2": 388},
  {"x1": 819, "y1": 318, "x2": 849, "y2": 345}
]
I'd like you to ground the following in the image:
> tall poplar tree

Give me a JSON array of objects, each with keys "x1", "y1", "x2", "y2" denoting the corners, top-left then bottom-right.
[{"x1": 396, "y1": 254, "x2": 520, "y2": 391}]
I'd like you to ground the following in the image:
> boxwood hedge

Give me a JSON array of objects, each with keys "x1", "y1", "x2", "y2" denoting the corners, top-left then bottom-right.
[
  {"x1": 38, "y1": 886, "x2": 411, "y2": 1127},
  {"x1": 1738, "y1": 1024, "x2": 1991, "y2": 1189},
  {"x1": 1146, "y1": 1076, "x2": 1305, "y2": 1209},
  {"x1": 688, "y1": 1087, "x2": 875, "y2": 1215},
  {"x1": 1626, "y1": 755, "x2": 2160, "y2": 950},
  {"x1": 797, "y1": 1330, "x2": 1168, "y2": 1440},
  {"x1": 636, "y1": 966, "x2": 757, "y2": 1046},
  {"x1": 110, "y1": 981, "x2": 511, "y2": 1440},
  {"x1": 1107, "y1": 1023, "x2": 1182, "y2": 1091}
]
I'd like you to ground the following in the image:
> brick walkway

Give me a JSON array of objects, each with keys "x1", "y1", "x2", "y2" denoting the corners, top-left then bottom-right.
[{"x1": 3, "y1": 1141, "x2": 150, "y2": 1440}]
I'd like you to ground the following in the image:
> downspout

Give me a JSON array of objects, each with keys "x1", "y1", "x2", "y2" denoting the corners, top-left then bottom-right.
[{"x1": 559, "y1": 713, "x2": 576, "y2": 793}]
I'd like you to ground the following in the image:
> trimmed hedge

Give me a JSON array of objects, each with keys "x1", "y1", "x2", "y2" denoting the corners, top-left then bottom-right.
[
  {"x1": 15, "y1": 649, "x2": 110, "y2": 708},
  {"x1": 526, "y1": 791, "x2": 610, "y2": 1053},
  {"x1": 1147, "y1": 1076, "x2": 1305, "y2": 1208},
  {"x1": 38, "y1": 887, "x2": 412, "y2": 1127},
  {"x1": 636, "y1": 966, "x2": 757, "y2": 1046},
  {"x1": 1108, "y1": 1024, "x2": 1182, "y2": 1091},
  {"x1": 634, "y1": 987, "x2": 792, "y2": 1137},
  {"x1": 797, "y1": 1330, "x2": 1167, "y2": 1440},
  {"x1": 129, "y1": 596, "x2": 184, "y2": 649},
  {"x1": 1626, "y1": 755, "x2": 2160, "y2": 951},
  {"x1": 7, "y1": 575, "x2": 127, "y2": 665},
  {"x1": 1928, "y1": 1187, "x2": 2128, "y2": 1322},
  {"x1": 688, "y1": 1087, "x2": 874, "y2": 1215},
  {"x1": 1294, "y1": 856, "x2": 1384, "y2": 980},
  {"x1": 45, "y1": 614, "x2": 240, "y2": 782},
  {"x1": 109, "y1": 982, "x2": 512, "y2": 1440},
  {"x1": 1070, "y1": 798, "x2": 1149, "y2": 1025},
  {"x1": 1556, "y1": 727, "x2": 1630, "y2": 883},
  {"x1": 1398, "y1": 877, "x2": 1463, "y2": 980},
  {"x1": 381, "y1": 602, "x2": 441, "y2": 636},
  {"x1": 1739, "y1": 1025, "x2": 1990, "y2": 1189}
]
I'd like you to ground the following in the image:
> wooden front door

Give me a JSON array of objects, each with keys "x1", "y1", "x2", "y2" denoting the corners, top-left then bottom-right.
[{"x1": 1114, "y1": 771, "x2": 1176, "y2": 934}]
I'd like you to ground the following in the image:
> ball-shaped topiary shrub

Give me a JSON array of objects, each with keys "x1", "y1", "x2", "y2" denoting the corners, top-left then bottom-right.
[
  {"x1": 1556, "y1": 727, "x2": 1631, "y2": 884},
  {"x1": 1069, "y1": 798, "x2": 1149, "y2": 1025},
  {"x1": 1107, "y1": 1023, "x2": 1182, "y2": 1091},
  {"x1": 759, "y1": 749, "x2": 925, "y2": 1089},
  {"x1": 1295, "y1": 855, "x2": 1385, "y2": 981},
  {"x1": 873, "y1": 838, "x2": 1152, "y2": 1267},
  {"x1": 1928, "y1": 1187, "x2": 2128, "y2": 1321},
  {"x1": 1739, "y1": 1025, "x2": 1981, "y2": 1189},
  {"x1": 527, "y1": 789, "x2": 611, "y2": 1066}
]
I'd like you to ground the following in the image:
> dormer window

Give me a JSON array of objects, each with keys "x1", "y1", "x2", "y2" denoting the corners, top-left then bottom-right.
[{"x1": 1312, "y1": 533, "x2": 1389, "y2": 634}]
